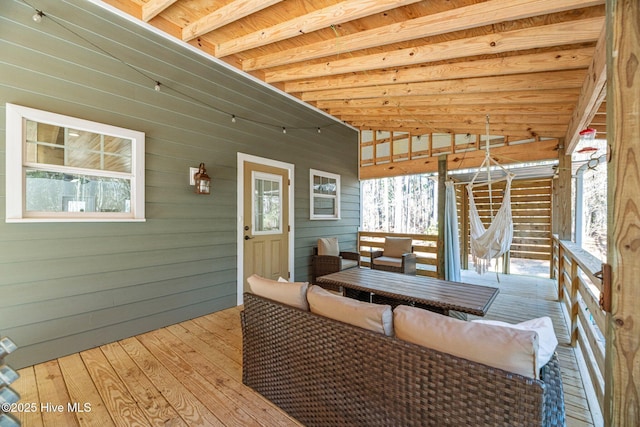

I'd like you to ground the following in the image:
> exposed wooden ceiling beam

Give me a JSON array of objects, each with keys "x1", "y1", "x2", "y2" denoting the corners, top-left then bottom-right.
[
  {"x1": 326, "y1": 104, "x2": 576, "y2": 116},
  {"x1": 315, "y1": 89, "x2": 581, "y2": 109},
  {"x1": 142, "y1": 0, "x2": 177, "y2": 22},
  {"x1": 301, "y1": 70, "x2": 585, "y2": 102},
  {"x1": 359, "y1": 139, "x2": 560, "y2": 179},
  {"x1": 362, "y1": 132, "x2": 537, "y2": 142},
  {"x1": 215, "y1": 0, "x2": 424, "y2": 58},
  {"x1": 265, "y1": 16, "x2": 604, "y2": 83},
  {"x1": 352, "y1": 121, "x2": 568, "y2": 137},
  {"x1": 338, "y1": 114, "x2": 572, "y2": 126},
  {"x1": 564, "y1": 27, "x2": 607, "y2": 153},
  {"x1": 243, "y1": 0, "x2": 604, "y2": 71},
  {"x1": 285, "y1": 47, "x2": 594, "y2": 93},
  {"x1": 182, "y1": 0, "x2": 284, "y2": 42}
]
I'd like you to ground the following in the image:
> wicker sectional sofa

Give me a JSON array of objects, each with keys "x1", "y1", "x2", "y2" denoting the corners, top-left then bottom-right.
[{"x1": 242, "y1": 292, "x2": 566, "y2": 427}]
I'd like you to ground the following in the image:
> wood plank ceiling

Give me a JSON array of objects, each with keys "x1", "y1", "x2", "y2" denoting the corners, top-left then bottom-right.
[{"x1": 104, "y1": 0, "x2": 606, "y2": 154}]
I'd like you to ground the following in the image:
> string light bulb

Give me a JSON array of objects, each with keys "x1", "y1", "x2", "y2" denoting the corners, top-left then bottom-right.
[
  {"x1": 154, "y1": 81, "x2": 161, "y2": 92},
  {"x1": 231, "y1": 115, "x2": 236, "y2": 123},
  {"x1": 32, "y1": 10, "x2": 44, "y2": 23},
  {"x1": 282, "y1": 127, "x2": 287, "y2": 134},
  {"x1": 317, "y1": 127, "x2": 321, "y2": 134}
]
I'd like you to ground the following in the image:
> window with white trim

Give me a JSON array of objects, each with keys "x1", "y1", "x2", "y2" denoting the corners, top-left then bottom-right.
[
  {"x1": 5, "y1": 103, "x2": 145, "y2": 222},
  {"x1": 310, "y1": 169, "x2": 340, "y2": 220}
]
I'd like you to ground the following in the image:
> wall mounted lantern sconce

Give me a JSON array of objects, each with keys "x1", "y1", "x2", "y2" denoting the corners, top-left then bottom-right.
[{"x1": 190, "y1": 163, "x2": 211, "y2": 195}]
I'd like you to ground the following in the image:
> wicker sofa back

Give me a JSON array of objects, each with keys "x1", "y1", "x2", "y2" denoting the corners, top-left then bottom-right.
[{"x1": 242, "y1": 293, "x2": 565, "y2": 427}]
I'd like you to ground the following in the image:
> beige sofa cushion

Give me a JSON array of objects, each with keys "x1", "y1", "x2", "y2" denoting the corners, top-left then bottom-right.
[
  {"x1": 383, "y1": 237, "x2": 412, "y2": 258},
  {"x1": 394, "y1": 305, "x2": 540, "y2": 378},
  {"x1": 372, "y1": 256, "x2": 402, "y2": 268},
  {"x1": 473, "y1": 316, "x2": 558, "y2": 373},
  {"x1": 307, "y1": 285, "x2": 393, "y2": 336},
  {"x1": 247, "y1": 274, "x2": 309, "y2": 311},
  {"x1": 317, "y1": 237, "x2": 339, "y2": 256}
]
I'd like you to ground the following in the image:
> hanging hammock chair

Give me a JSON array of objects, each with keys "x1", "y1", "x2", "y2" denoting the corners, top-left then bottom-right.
[
  {"x1": 467, "y1": 173, "x2": 514, "y2": 274},
  {"x1": 466, "y1": 115, "x2": 515, "y2": 274}
]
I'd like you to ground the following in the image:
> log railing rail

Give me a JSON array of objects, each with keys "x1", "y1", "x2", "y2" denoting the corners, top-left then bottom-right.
[
  {"x1": 357, "y1": 231, "x2": 438, "y2": 277},
  {"x1": 552, "y1": 235, "x2": 605, "y2": 416}
]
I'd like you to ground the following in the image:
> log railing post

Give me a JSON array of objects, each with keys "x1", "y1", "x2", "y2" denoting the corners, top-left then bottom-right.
[
  {"x1": 569, "y1": 260, "x2": 579, "y2": 346},
  {"x1": 558, "y1": 244, "x2": 565, "y2": 301}
]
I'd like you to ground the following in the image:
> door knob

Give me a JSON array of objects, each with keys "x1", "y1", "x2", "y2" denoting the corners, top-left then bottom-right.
[
  {"x1": 244, "y1": 235, "x2": 254, "y2": 240},
  {"x1": 244, "y1": 225, "x2": 250, "y2": 231}
]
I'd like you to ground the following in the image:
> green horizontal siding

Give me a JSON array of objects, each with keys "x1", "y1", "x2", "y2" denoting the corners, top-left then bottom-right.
[{"x1": 0, "y1": 0, "x2": 358, "y2": 369}]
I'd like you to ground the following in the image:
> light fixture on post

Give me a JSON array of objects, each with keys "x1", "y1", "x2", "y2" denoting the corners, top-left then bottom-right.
[{"x1": 193, "y1": 163, "x2": 211, "y2": 195}]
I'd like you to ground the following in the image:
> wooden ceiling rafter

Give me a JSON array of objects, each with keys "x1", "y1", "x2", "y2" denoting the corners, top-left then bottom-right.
[
  {"x1": 353, "y1": 121, "x2": 567, "y2": 136},
  {"x1": 141, "y1": 0, "x2": 177, "y2": 22},
  {"x1": 316, "y1": 89, "x2": 583, "y2": 109},
  {"x1": 182, "y1": 0, "x2": 284, "y2": 42},
  {"x1": 284, "y1": 47, "x2": 595, "y2": 93},
  {"x1": 300, "y1": 69, "x2": 586, "y2": 102},
  {"x1": 214, "y1": 0, "x2": 424, "y2": 58},
  {"x1": 326, "y1": 104, "x2": 576, "y2": 116},
  {"x1": 340, "y1": 114, "x2": 572, "y2": 126}
]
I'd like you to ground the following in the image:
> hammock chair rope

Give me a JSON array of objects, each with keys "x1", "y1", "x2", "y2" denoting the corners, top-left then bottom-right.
[{"x1": 466, "y1": 115, "x2": 515, "y2": 274}]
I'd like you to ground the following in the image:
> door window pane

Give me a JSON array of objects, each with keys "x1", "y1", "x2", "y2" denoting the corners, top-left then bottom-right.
[{"x1": 253, "y1": 172, "x2": 282, "y2": 234}]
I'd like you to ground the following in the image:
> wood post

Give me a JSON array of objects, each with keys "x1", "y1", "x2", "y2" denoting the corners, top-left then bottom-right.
[
  {"x1": 503, "y1": 251, "x2": 510, "y2": 274},
  {"x1": 550, "y1": 238, "x2": 556, "y2": 279},
  {"x1": 605, "y1": 0, "x2": 640, "y2": 425},
  {"x1": 460, "y1": 185, "x2": 469, "y2": 270},
  {"x1": 437, "y1": 155, "x2": 447, "y2": 279},
  {"x1": 569, "y1": 260, "x2": 579, "y2": 346},
  {"x1": 558, "y1": 245, "x2": 565, "y2": 301},
  {"x1": 554, "y1": 140, "x2": 572, "y2": 240}
]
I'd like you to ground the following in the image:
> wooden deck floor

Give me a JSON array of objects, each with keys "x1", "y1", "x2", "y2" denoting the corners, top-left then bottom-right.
[{"x1": 11, "y1": 271, "x2": 595, "y2": 426}]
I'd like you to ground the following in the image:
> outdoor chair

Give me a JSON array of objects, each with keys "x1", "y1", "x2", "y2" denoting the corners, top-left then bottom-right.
[
  {"x1": 371, "y1": 236, "x2": 417, "y2": 275},
  {"x1": 311, "y1": 237, "x2": 360, "y2": 290}
]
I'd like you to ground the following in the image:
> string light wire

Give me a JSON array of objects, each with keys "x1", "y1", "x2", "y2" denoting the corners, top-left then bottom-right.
[{"x1": 20, "y1": 0, "x2": 337, "y2": 135}]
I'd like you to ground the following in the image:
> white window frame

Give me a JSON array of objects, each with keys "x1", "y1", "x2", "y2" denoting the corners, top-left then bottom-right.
[
  {"x1": 310, "y1": 168, "x2": 341, "y2": 220},
  {"x1": 5, "y1": 103, "x2": 145, "y2": 222}
]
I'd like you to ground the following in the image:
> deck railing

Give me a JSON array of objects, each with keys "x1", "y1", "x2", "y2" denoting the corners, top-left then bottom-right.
[
  {"x1": 552, "y1": 235, "x2": 605, "y2": 416},
  {"x1": 357, "y1": 231, "x2": 438, "y2": 277}
]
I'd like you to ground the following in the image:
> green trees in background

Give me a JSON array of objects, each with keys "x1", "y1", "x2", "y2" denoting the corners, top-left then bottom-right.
[{"x1": 361, "y1": 174, "x2": 437, "y2": 234}]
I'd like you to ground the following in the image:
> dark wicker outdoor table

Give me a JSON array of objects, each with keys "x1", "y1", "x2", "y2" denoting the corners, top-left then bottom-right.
[{"x1": 316, "y1": 268, "x2": 499, "y2": 317}]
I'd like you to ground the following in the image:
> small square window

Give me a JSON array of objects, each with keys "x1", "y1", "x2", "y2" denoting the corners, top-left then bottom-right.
[
  {"x1": 5, "y1": 103, "x2": 145, "y2": 222},
  {"x1": 310, "y1": 169, "x2": 340, "y2": 220}
]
